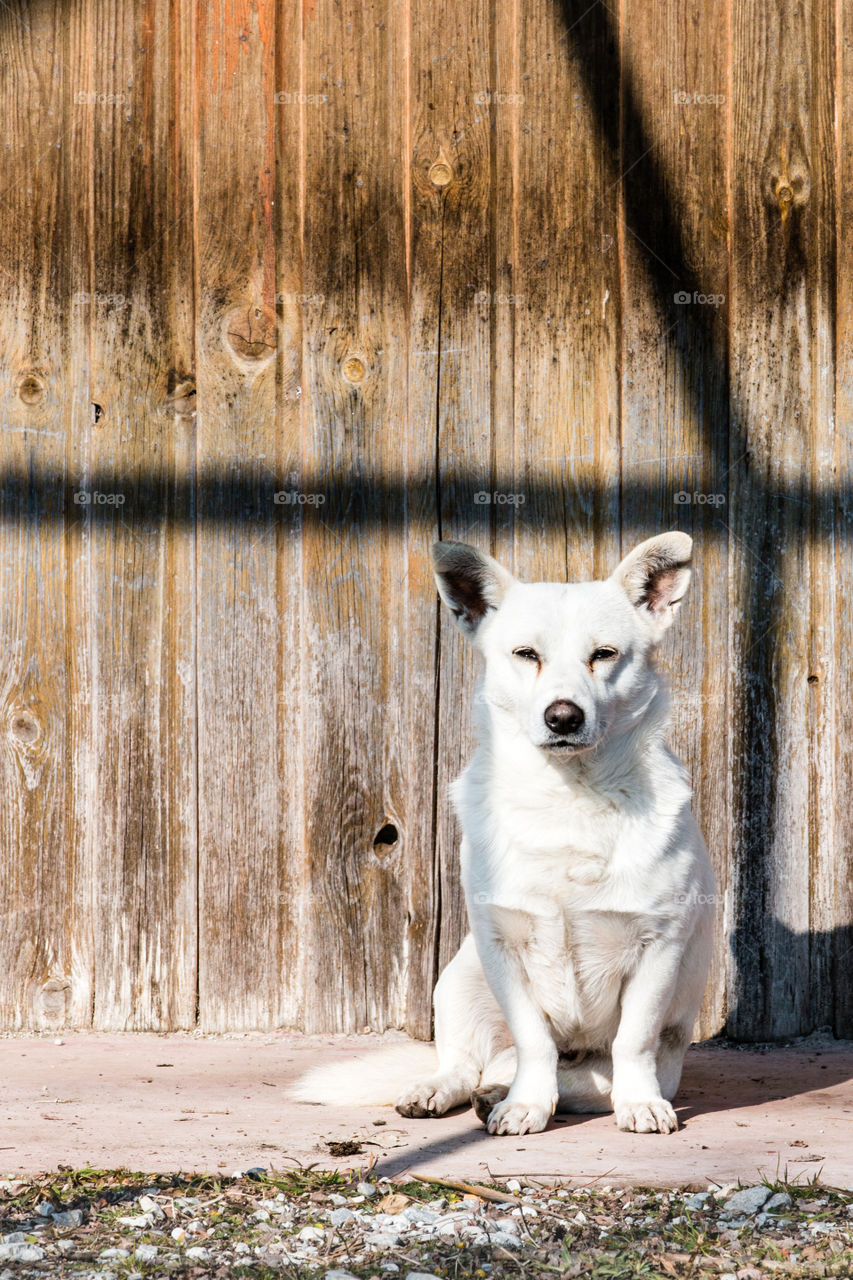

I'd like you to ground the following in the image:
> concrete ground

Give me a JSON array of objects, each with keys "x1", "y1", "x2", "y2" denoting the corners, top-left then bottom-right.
[{"x1": 2, "y1": 1030, "x2": 851, "y2": 1190}]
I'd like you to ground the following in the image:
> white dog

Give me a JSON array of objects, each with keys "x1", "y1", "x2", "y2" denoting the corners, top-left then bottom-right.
[{"x1": 293, "y1": 534, "x2": 715, "y2": 1137}]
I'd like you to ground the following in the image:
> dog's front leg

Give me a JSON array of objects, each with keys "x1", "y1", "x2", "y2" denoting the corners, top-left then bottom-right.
[
  {"x1": 470, "y1": 909, "x2": 558, "y2": 1136},
  {"x1": 611, "y1": 937, "x2": 685, "y2": 1134}
]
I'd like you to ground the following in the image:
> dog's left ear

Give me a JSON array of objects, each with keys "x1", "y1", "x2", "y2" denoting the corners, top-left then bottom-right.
[{"x1": 610, "y1": 532, "x2": 693, "y2": 636}]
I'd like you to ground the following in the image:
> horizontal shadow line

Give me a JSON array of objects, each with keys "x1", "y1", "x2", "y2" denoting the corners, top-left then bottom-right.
[{"x1": 0, "y1": 468, "x2": 846, "y2": 533}]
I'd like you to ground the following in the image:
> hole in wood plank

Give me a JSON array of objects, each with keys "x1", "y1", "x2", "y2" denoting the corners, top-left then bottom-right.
[
  {"x1": 807, "y1": 674, "x2": 819, "y2": 684},
  {"x1": 92, "y1": 402, "x2": 104, "y2": 424},
  {"x1": 373, "y1": 823, "x2": 399, "y2": 856}
]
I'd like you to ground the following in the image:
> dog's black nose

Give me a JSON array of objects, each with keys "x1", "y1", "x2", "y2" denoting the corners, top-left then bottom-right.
[{"x1": 544, "y1": 700, "x2": 585, "y2": 735}]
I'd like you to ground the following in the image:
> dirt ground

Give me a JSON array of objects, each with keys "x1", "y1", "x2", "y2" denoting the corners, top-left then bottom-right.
[{"x1": 2, "y1": 1029, "x2": 851, "y2": 1189}]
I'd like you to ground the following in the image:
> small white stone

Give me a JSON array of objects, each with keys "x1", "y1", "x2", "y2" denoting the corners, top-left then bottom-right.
[
  {"x1": 52, "y1": 1209, "x2": 84, "y2": 1228},
  {"x1": 724, "y1": 1186, "x2": 772, "y2": 1216},
  {"x1": 234, "y1": 1241, "x2": 251, "y2": 1254},
  {"x1": 488, "y1": 1231, "x2": 522, "y2": 1249},
  {"x1": 506, "y1": 1179, "x2": 522, "y2": 1193},
  {"x1": 35, "y1": 1201, "x2": 55, "y2": 1218},
  {"x1": 298, "y1": 1226, "x2": 325, "y2": 1243},
  {"x1": 99, "y1": 1247, "x2": 130, "y2": 1259},
  {"x1": 0, "y1": 1244, "x2": 45, "y2": 1263},
  {"x1": 135, "y1": 1243, "x2": 159, "y2": 1262},
  {"x1": 365, "y1": 1232, "x2": 401, "y2": 1249},
  {"x1": 357, "y1": 1182, "x2": 377, "y2": 1197},
  {"x1": 186, "y1": 1245, "x2": 210, "y2": 1260}
]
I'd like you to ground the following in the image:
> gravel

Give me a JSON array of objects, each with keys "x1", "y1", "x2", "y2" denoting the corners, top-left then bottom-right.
[{"x1": 0, "y1": 1168, "x2": 851, "y2": 1278}]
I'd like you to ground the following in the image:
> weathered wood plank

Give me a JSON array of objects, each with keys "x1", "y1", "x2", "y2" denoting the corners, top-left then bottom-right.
[
  {"x1": 834, "y1": 0, "x2": 853, "y2": 1039},
  {"x1": 0, "y1": 2, "x2": 81, "y2": 1030},
  {"x1": 195, "y1": 0, "x2": 294, "y2": 1029},
  {"x1": 80, "y1": 0, "x2": 197, "y2": 1028},
  {"x1": 617, "y1": 0, "x2": 730, "y2": 1039},
  {"x1": 727, "y1": 0, "x2": 836, "y2": 1037},
  {"x1": 407, "y1": 0, "x2": 494, "y2": 980},
  {"x1": 297, "y1": 0, "x2": 413, "y2": 1032},
  {"x1": 497, "y1": 0, "x2": 621, "y2": 587}
]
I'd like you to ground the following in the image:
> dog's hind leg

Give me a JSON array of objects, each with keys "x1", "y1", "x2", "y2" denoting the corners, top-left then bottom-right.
[{"x1": 396, "y1": 933, "x2": 511, "y2": 1118}]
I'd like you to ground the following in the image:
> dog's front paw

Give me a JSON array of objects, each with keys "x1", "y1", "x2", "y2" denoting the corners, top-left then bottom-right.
[
  {"x1": 614, "y1": 1098, "x2": 678, "y2": 1134},
  {"x1": 485, "y1": 1098, "x2": 551, "y2": 1136},
  {"x1": 395, "y1": 1077, "x2": 464, "y2": 1118}
]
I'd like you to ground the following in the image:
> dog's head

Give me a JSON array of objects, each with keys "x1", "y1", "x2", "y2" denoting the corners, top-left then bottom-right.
[{"x1": 431, "y1": 533, "x2": 692, "y2": 756}]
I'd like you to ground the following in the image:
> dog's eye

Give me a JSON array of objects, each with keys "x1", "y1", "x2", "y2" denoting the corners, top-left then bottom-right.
[
  {"x1": 512, "y1": 646, "x2": 540, "y2": 663},
  {"x1": 590, "y1": 646, "x2": 618, "y2": 663}
]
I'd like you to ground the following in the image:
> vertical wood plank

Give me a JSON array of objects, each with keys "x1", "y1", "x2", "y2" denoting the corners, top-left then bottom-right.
[
  {"x1": 195, "y1": 0, "x2": 296, "y2": 1029},
  {"x1": 80, "y1": 0, "x2": 197, "y2": 1027},
  {"x1": 298, "y1": 0, "x2": 414, "y2": 1032},
  {"x1": 0, "y1": 3, "x2": 80, "y2": 1030},
  {"x1": 408, "y1": 0, "x2": 494, "y2": 979},
  {"x1": 728, "y1": 0, "x2": 835, "y2": 1037},
  {"x1": 617, "y1": 0, "x2": 730, "y2": 1039},
  {"x1": 498, "y1": 0, "x2": 621, "y2": 585},
  {"x1": 834, "y1": 0, "x2": 853, "y2": 1039}
]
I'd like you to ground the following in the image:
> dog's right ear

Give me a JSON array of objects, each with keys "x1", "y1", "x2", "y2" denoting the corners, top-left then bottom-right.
[{"x1": 431, "y1": 542, "x2": 516, "y2": 637}]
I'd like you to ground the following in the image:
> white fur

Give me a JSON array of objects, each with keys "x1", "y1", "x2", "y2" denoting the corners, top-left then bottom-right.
[{"x1": 291, "y1": 534, "x2": 716, "y2": 1137}]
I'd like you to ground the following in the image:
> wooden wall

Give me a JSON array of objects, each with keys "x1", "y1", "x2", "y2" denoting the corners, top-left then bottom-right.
[{"x1": 0, "y1": 0, "x2": 850, "y2": 1040}]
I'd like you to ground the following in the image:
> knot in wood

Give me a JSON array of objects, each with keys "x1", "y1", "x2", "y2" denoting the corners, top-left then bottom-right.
[
  {"x1": 342, "y1": 355, "x2": 367, "y2": 385},
  {"x1": 16, "y1": 372, "x2": 47, "y2": 405},
  {"x1": 428, "y1": 160, "x2": 453, "y2": 187},
  {"x1": 9, "y1": 709, "x2": 40, "y2": 745},
  {"x1": 226, "y1": 305, "x2": 277, "y2": 360}
]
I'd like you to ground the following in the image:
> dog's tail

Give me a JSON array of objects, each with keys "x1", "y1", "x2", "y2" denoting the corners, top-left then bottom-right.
[{"x1": 288, "y1": 1040, "x2": 438, "y2": 1107}]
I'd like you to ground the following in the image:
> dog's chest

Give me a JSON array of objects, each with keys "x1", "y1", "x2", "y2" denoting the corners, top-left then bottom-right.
[{"x1": 511, "y1": 905, "x2": 652, "y2": 1048}]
